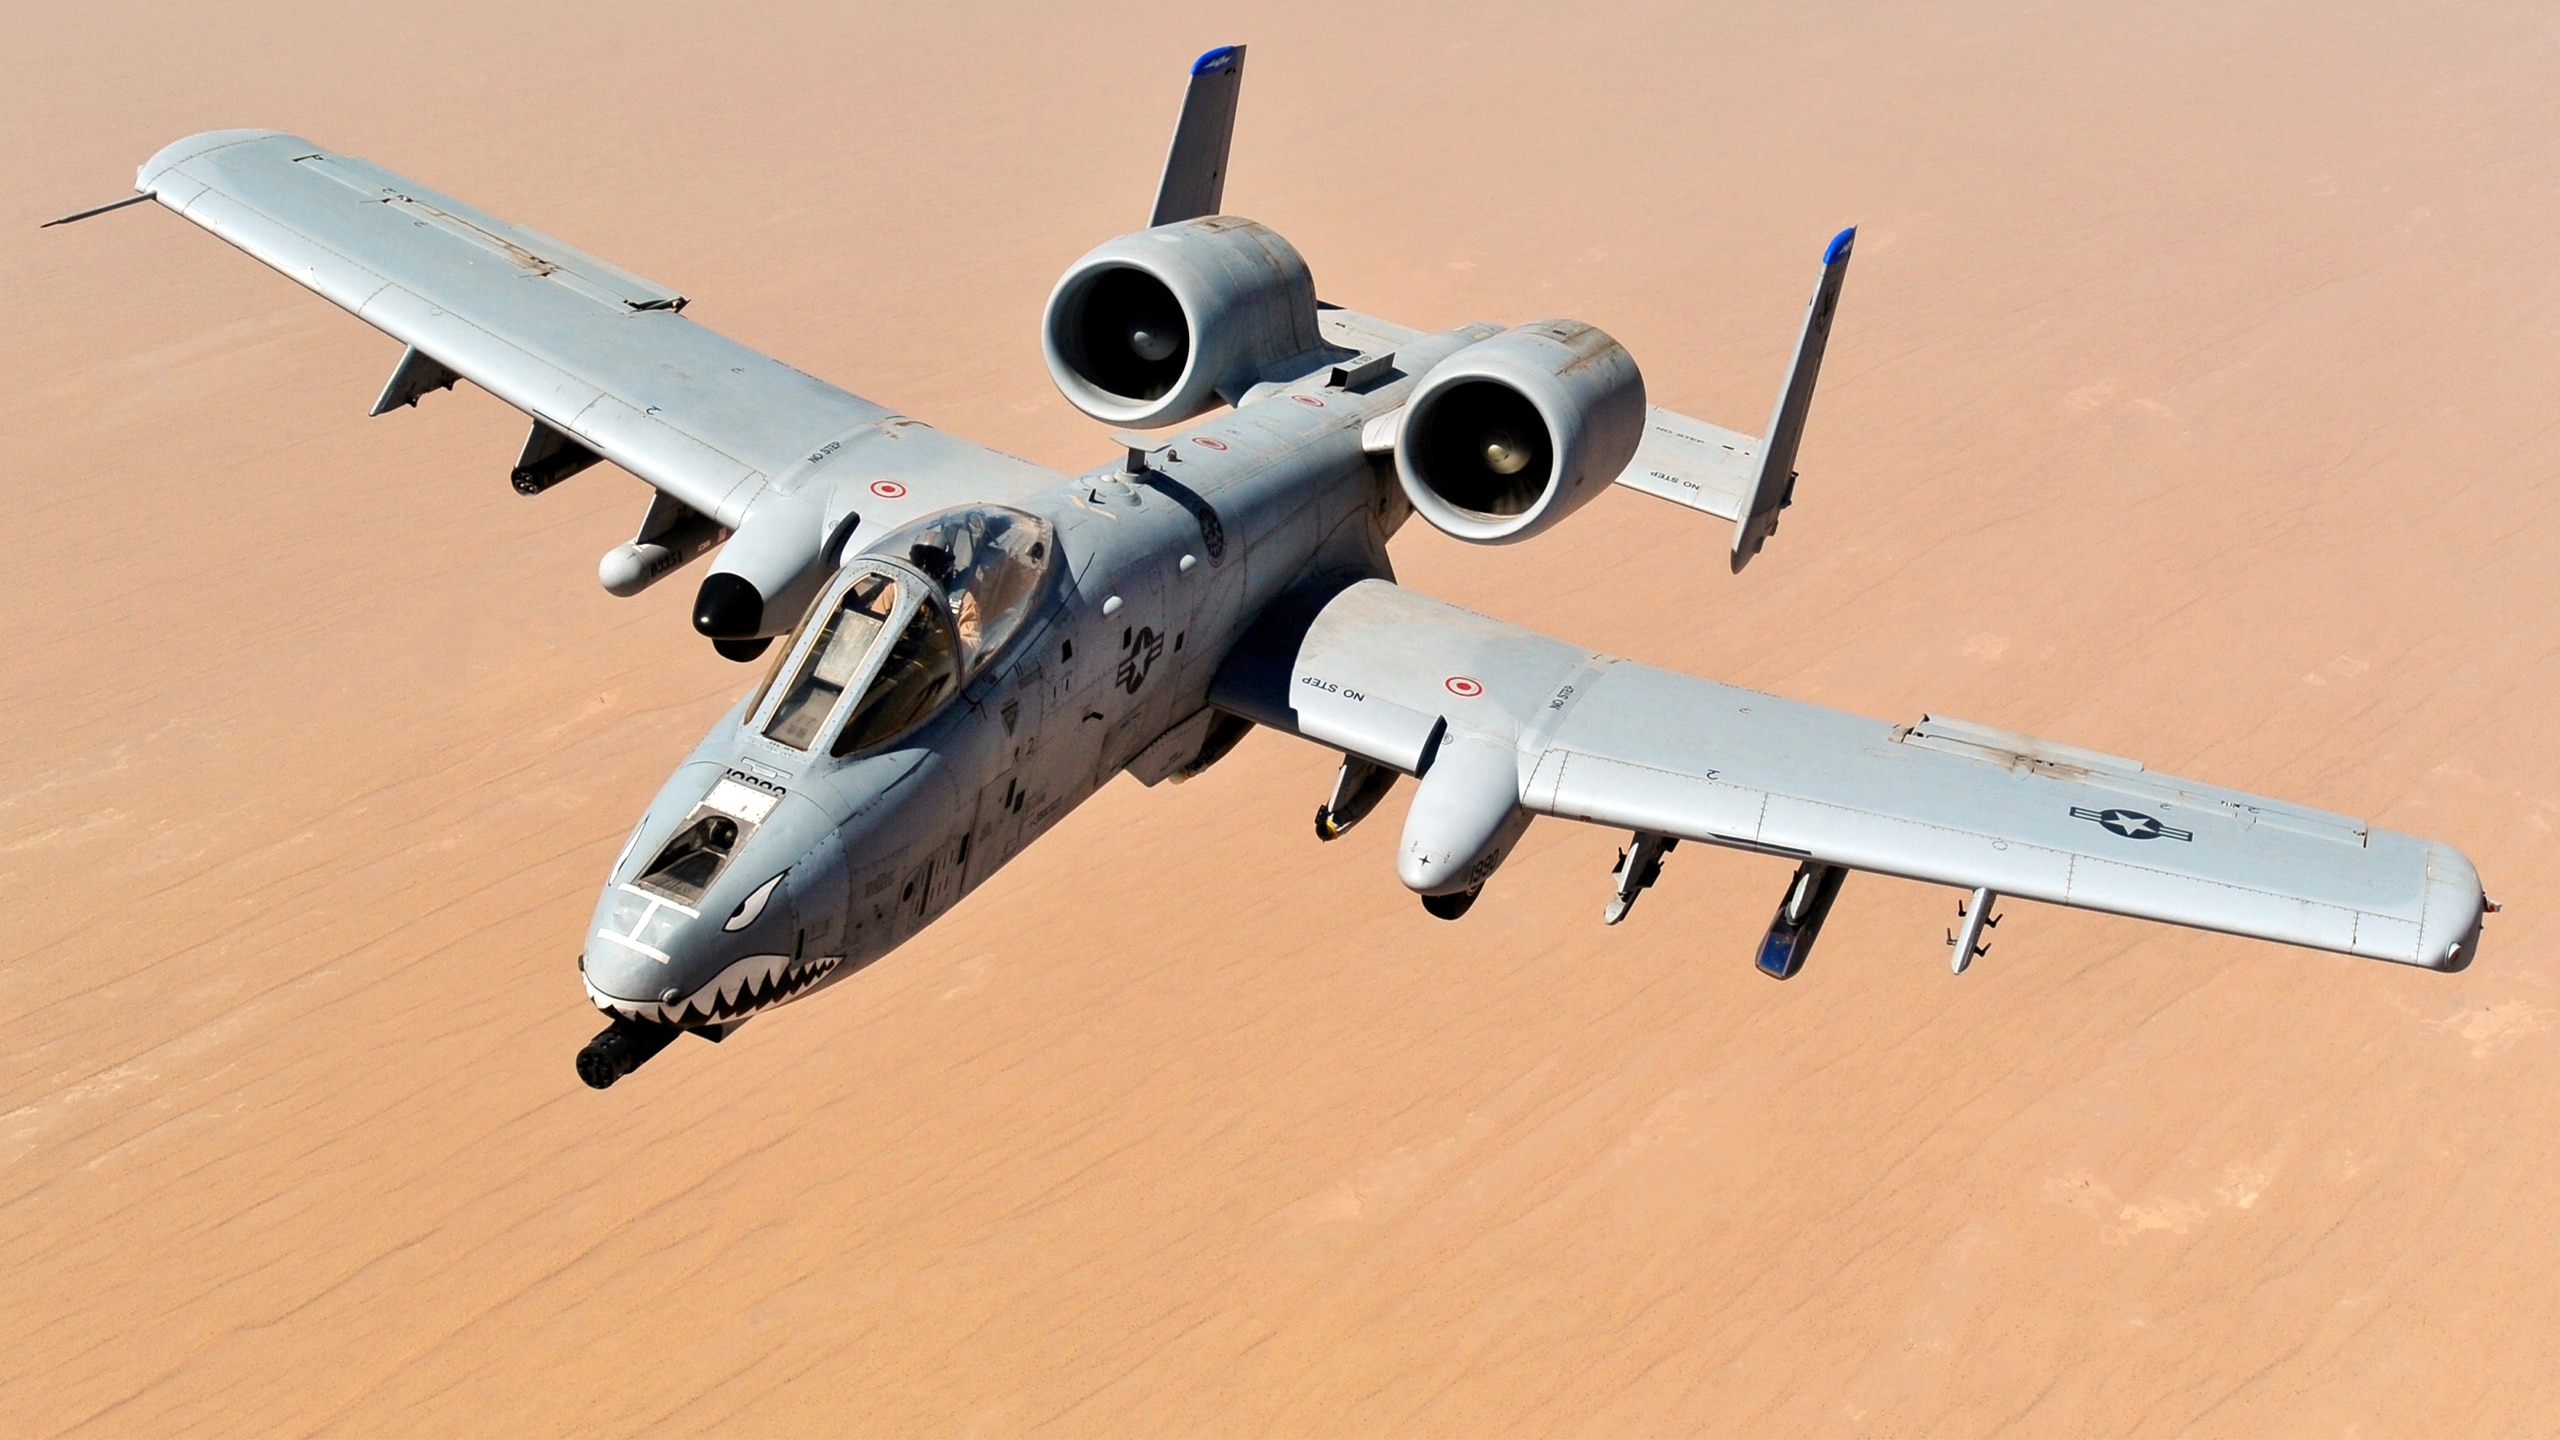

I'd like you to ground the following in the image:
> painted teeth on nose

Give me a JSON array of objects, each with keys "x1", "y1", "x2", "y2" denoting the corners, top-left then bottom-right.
[{"x1": 646, "y1": 951, "x2": 845, "y2": 1027}]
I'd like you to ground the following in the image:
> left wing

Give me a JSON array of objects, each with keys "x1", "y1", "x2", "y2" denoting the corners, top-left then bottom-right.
[
  {"x1": 133, "y1": 130, "x2": 897, "y2": 528},
  {"x1": 1212, "y1": 579, "x2": 2486, "y2": 970}
]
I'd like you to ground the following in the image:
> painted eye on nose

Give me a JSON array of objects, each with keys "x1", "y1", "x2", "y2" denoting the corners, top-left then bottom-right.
[{"x1": 726, "y1": 872, "x2": 785, "y2": 931}]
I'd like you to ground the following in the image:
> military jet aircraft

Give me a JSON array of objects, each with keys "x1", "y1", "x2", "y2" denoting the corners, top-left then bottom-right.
[{"x1": 67, "y1": 45, "x2": 2487, "y2": 1088}]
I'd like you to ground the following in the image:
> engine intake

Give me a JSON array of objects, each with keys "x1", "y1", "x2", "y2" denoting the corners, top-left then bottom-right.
[
  {"x1": 1043, "y1": 218, "x2": 1323, "y2": 428},
  {"x1": 1396, "y1": 321, "x2": 1645, "y2": 544}
]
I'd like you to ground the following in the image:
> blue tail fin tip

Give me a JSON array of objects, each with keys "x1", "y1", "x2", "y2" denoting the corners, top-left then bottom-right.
[
  {"x1": 1823, "y1": 226, "x2": 1856, "y2": 265},
  {"x1": 1193, "y1": 44, "x2": 1242, "y2": 76}
]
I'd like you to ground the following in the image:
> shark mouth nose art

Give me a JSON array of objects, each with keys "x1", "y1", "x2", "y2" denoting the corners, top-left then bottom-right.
[{"x1": 588, "y1": 950, "x2": 844, "y2": 1028}]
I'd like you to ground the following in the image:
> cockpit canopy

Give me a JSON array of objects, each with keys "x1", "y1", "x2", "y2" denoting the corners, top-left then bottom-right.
[
  {"x1": 885, "y1": 506, "x2": 1055, "y2": 670},
  {"x1": 743, "y1": 507, "x2": 1057, "y2": 759}
]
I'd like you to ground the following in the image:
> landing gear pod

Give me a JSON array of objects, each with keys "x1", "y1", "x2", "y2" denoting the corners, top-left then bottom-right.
[
  {"x1": 1397, "y1": 734, "x2": 1531, "y2": 912},
  {"x1": 1041, "y1": 218, "x2": 1325, "y2": 428},
  {"x1": 1396, "y1": 320, "x2": 1646, "y2": 544}
]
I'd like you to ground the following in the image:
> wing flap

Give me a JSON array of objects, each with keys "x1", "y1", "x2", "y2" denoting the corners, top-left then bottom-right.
[{"x1": 137, "y1": 130, "x2": 891, "y2": 526}]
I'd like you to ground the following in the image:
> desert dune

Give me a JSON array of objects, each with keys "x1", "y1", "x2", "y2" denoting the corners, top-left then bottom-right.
[{"x1": 4, "y1": 0, "x2": 2557, "y2": 1433}]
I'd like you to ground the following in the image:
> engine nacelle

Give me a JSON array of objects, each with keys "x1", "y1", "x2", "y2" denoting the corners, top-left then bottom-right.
[
  {"x1": 692, "y1": 492, "x2": 830, "y2": 644},
  {"x1": 1042, "y1": 217, "x2": 1324, "y2": 428},
  {"x1": 1394, "y1": 320, "x2": 1646, "y2": 544}
]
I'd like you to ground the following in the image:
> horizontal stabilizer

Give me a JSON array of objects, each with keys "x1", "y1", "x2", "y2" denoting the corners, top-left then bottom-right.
[
  {"x1": 1613, "y1": 408, "x2": 1761, "y2": 521},
  {"x1": 1150, "y1": 45, "x2": 1246, "y2": 226}
]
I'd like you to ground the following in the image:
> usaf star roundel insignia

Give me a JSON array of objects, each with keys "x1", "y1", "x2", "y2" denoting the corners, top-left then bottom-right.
[{"x1": 2070, "y1": 806, "x2": 2194, "y2": 842}]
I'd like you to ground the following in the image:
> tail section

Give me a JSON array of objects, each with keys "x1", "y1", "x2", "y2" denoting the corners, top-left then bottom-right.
[
  {"x1": 1732, "y1": 226, "x2": 1855, "y2": 570},
  {"x1": 1150, "y1": 45, "x2": 1247, "y2": 226}
]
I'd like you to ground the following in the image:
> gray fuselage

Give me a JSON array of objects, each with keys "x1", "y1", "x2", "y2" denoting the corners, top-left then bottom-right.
[{"x1": 579, "y1": 327, "x2": 1482, "y2": 1031}]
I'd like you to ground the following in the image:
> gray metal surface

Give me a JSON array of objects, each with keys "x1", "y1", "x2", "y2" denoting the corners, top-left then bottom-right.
[
  {"x1": 1151, "y1": 44, "x2": 1247, "y2": 226},
  {"x1": 139, "y1": 130, "x2": 895, "y2": 528},
  {"x1": 99, "y1": 47, "x2": 2486, "y2": 1088},
  {"x1": 1516, "y1": 228, "x2": 1851, "y2": 568},
  {"x1": 1614, "y1": 407, "x2": 1762, "y2": 521},
  {"x1": 1212, "y1": 579, "x2": 2482, "y2": 969}
]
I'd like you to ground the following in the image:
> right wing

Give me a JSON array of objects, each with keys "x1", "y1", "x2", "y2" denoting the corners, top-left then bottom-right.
[
  {"x1": 136, "y1": 130, "x2": 894, "y2": 528},
  {"x1": 1212, "y1": 579, "x2": 2487, "y2": 970}
]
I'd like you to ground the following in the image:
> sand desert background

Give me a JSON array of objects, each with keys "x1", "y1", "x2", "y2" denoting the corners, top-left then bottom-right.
[{"x1": 5, "y1": 0, "x2": 2557, "y2": 1434}]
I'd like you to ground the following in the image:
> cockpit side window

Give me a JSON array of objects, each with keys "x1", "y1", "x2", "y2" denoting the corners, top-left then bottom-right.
[
  {"x1": 832, "y1": 603, "x2": 959, "y2": 756},
  {"x1": 762, "y1": 573, "x2": 898, "y2": 750}
]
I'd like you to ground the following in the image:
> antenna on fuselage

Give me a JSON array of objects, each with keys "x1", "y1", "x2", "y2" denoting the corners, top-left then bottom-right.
[{"x1": 1150, "y1": 44, "x2": 1246, "y2": 226}]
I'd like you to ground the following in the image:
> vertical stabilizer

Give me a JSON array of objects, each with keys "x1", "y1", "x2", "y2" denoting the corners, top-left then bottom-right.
[
  {"x1": 1150, "y1": 45, "x2": 1247, "y2": 226},
  {"x1": 1732, "y1": 226, "x2": 1855, "y2": 571}
]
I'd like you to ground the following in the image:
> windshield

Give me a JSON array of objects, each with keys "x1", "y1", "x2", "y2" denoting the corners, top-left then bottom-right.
[
  {"x1": 833, "y1": 604, "x2": 958, "y2": 756},
  {"x1": 762, "y1": 573, "x2": 898, "y2": 749},
  {"x1": 877, "y1": 507, "x2": 1056, "y2": 675}
]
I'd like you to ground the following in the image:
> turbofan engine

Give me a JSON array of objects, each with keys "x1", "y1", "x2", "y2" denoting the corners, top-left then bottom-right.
[
  {"x1": 1042, "y1": 217, "x2": 1325, "y2": 428},
  {"x1": 1394, "y1": 321, "x2": 1646, "y2": 544}
]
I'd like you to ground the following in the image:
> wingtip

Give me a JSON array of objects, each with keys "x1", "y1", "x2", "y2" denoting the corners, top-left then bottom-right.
[
  {"x1": 1192, "y1": 44, "x2": 1244, "y2": 76},
  {"x1": 1824, "y1": 226, "x2": 1857, "y2": 265}
]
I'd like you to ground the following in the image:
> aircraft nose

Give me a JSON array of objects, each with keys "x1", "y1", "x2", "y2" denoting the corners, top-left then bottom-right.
[
  {"x1": 583, "y1": 765, "x2": 862, "y2": 1046},
  {"x1": 583, "y1": 849, "x2": 845, "y2": 1028},
  {"x1": 582, "y1": 885, "x2": 694, "y2": 1016}
]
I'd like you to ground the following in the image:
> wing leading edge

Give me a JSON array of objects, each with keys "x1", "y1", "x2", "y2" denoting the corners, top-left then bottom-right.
[
  {"x1": 1212, "y1": 579, "x2": 2485, "y2": 970},
  {"x1": 135, "y1": 130, "x2": 895, "y2": 527}
]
